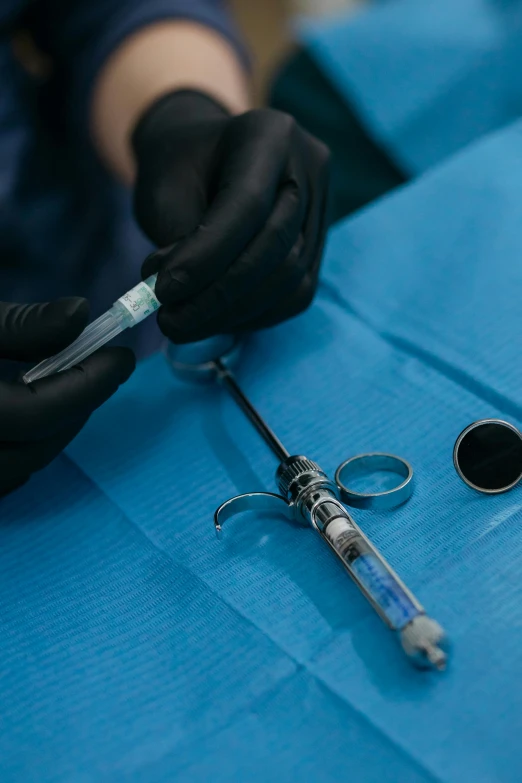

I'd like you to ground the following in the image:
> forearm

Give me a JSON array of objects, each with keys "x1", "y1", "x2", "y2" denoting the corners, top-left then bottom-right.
[{"x1": 92, "y1": 21, "x2": 250, "y2": 183}]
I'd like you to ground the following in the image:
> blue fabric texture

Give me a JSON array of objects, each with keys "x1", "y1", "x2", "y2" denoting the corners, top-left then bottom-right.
[
  {"x1": 3, "y1": 119, "x2": 522, "y2": 780},
  {"x1": 300, "y1": 0, "x2": 522, "y2": 174}
]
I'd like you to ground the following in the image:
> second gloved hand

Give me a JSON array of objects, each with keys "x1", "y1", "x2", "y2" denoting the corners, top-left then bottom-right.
[
  {"x1": 132, "y1": 90, "x2": 330, "y2": 343},
  {"x1": 0, "y1": 298, "x2": 135, "y2": 497}
]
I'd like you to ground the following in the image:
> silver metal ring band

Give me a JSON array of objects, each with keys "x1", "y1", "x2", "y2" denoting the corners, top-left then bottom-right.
[{"x1": 335, "y1": 453, "x2": 414, "y2": 510}]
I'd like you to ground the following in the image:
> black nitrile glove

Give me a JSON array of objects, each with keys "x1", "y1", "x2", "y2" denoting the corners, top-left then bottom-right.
[
  {"x1": 132, "y1": 90, "x2": 330, "y2": 343},
  {"x1": 0, "y1": 298, "x2": 135, "y2": 497}
]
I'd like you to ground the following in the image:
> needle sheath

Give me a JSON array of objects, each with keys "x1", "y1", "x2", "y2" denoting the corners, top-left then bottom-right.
[{"x1": 24, "y1": 275, "x2": 160, "y2": 384}]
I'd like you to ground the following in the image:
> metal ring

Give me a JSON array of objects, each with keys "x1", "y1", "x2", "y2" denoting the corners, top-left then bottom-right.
[
  {"x1": 335, "y1": 453, "x2": 414, "y2": 510},
  {"x1": 165, "y1": 335, "x2": 242, "y2": 384}
]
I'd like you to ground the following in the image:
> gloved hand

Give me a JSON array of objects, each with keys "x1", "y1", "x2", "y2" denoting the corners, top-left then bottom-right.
[
  {"x1": 0, "y1": 297, "x2": 135, "y2": 497},
  {"x1": 132, "y1": 90, "x2": 330, "y2": 343}
]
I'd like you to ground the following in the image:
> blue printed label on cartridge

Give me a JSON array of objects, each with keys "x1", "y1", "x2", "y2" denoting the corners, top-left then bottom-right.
[
  {"x1": 119, "y1": 281, "x2": 160, "y2": 324},
  {"x1": 352, "y1": 554, "x2": 420, "y2": 630}
]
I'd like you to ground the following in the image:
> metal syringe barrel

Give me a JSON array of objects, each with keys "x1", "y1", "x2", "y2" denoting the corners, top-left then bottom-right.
[{"x1": 276, "y1": 456, "x2": 448, "y2": 670}]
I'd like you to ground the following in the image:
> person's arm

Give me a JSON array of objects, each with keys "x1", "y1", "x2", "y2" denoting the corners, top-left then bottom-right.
[
  {"x1": 92, "y1": 21, "x2": 250, "y2": 183},
  {"x1": 31, "y1": 0, "x2": 247, "y2": 146},
  {"x1": 34, "y1": 0, "x2": 330, "y2": 343}
]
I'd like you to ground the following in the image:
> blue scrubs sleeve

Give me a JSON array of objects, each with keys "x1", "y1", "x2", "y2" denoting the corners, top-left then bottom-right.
[{"x1": 33, "y1": 0, "x2": 247, "y2": 136}]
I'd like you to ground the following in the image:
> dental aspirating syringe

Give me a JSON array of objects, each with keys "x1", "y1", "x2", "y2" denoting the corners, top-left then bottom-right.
[
  {"x1": 168, "y1": 343, "x2": 449, "y2": 671},
  {"x1": 23, "y1": 275, "x2": 160, "y2": 384}
]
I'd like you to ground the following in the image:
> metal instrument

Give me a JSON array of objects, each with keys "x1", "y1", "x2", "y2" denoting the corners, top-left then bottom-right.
[
  {"x1": 168, "y1": 341, "x2": 448, "y2": 671},
  {"x1": 454, "y1": 418, "x2": 522, "y2": 494}
]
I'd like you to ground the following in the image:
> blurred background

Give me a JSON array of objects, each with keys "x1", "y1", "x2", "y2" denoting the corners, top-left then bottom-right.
[{"x1": 229, "y1": 0, "x2": 366, "y2": 102}]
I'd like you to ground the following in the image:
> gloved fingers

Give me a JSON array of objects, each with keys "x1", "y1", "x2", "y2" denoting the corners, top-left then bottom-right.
[
  {"x1": 134, "y1": 140, "x2": 216, "y2": 249},
  {"x1": 301, "y1": 128, "x2": 331, "y2": 191},
  {"x1": 233, "y1": 139, "x2": 331, "y2": 333},
  {"x1": 299, "y1": 174, "x2": 330, "y2": 290},
  {"x1": 226, "y1": 239, "x2": 311, "y2": 333},
  {"x1": 0, "y1": 298, "x2": 89, "y2": 362},
  {"x1": 300, "y1": 130, "x2": 331, "y2": 263},
  {"x1": 158, "y1": 235, "x2": 308, "y2": 343},
  {"x1": 133, "y1": 90, "x2": 230, "y2": 249},
  {"x1": 155, "y1": 178, "x2": 307, "y2": 337},
  {"x1": 141, "y1": 241, "x2": 181, "y2": 280},
  {"x1": 239, "y1": 201, "x2": 329, "y2": 335},
  {"x1": 151, "y1": 110, "x2": 297, "y2": 305},
  {"x1": 0, "y1": 347, "x2": 135, "y2": 441},
  {"x1": 220, "y1": 132, "x2": 330, "y2": 335},
  {"x1": 0, "y1": 417, "x2": 89, "y2": 497},
  {"x1": 238, "y1": 270, "x2": 318, "y2": 333}
]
